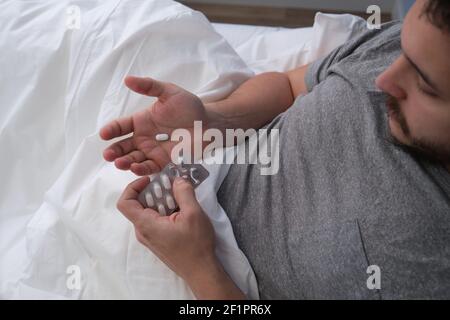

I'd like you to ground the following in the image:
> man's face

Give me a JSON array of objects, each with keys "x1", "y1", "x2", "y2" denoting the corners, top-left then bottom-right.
[{"x1": 375, "y1": 0, "x2": 450, "y2": 163}]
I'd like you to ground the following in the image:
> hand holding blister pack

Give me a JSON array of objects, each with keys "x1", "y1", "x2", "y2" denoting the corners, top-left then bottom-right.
[{"x1": 138, "y1": 160, "x2": 209, "y2": 216}]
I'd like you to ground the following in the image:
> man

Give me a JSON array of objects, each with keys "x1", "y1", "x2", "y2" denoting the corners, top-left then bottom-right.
[{"x1": 100, "y1": 0, "x2": 450, "y2": 299}]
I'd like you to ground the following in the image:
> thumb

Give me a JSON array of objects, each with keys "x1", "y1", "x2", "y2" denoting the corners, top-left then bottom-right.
[
  {"x1": 172, "y1": 177, "x2": 201, "y2": 213},
  {"x1": 124, "y1": 75, "x2": 178, "y2": 101}
]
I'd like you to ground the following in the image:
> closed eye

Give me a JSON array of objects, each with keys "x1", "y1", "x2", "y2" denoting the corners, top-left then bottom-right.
[{"x1": 417, "y1": 77, "x2": 438, "y2": 98}]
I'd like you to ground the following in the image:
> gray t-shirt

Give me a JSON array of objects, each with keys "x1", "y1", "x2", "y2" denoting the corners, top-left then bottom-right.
[{"x1": 217, "y1": 21, "x2": 450, "y2": 299}]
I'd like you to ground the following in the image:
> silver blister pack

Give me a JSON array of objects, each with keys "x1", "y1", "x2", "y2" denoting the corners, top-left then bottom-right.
[{"x1": 138, "y1": 161, "x2": 209, "y2": 216}]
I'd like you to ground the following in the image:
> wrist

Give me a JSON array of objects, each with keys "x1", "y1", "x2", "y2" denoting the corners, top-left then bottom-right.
[
  {"x1": 183, "y1": 254, "x2": 246, "y2": 300},
  {"x1": 205, "y1": 102, "x2": 238, "y2": 134},
  {"x1": 183, "y1": 253, "x2": 221, "y2": 285}
]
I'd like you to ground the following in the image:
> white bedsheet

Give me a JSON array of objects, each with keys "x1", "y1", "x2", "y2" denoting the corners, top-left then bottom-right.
[
  {"x1": 0, "y1": 0, "x2": 364, "y2": 299},
  {"x1": 0, "y1": 0, "x2": 256, "y2": 299},
  {"x1": 213, "y1": 13, "x2": 364, "y2": 73}
]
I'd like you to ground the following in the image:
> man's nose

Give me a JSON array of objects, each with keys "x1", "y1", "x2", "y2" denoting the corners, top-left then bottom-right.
[{"x1": 375, "y1": 58, "x2": 407, "y2": 100}]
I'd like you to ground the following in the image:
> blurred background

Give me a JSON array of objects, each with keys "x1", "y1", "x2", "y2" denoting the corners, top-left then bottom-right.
[{"x1": 179, "y1": 0, "x2": 416, "y2": 27}]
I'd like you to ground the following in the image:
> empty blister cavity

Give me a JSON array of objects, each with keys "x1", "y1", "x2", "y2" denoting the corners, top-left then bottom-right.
[{"x1": 189, "y1": 167, "x2": 200, "y2": 184}]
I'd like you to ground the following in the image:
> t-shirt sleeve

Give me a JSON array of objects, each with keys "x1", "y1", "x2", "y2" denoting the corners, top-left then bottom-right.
[
  {"x1": 305, "y1": 20, "x2": 370, "y2": 92},
  {"x1": 305, "y1": 48, "x2": 345, "y2": 92}
]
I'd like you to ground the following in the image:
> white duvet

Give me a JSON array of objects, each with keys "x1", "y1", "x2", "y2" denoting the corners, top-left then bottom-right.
[{"x1": 0, "y1": 0, "x2": 363, "y2": 299}]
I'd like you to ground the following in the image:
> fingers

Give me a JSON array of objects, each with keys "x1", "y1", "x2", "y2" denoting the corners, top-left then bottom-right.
[
  {"x1": 114, "y1": 150, "x2": 147, "y2": 170},
  {"x1": 172, "y1": 177, "x2": 201, "y2": 213},
  {"x1": 124, "y1": 76, "x2": 164, "y2": 97},
  {"x1": 130, "y1": 160, "x2": 161, "y2": 176},
  {"x1": 103, "y1": 137, "x2": 135, "y2": 161},
  {"x1": 117, "y1": 176, "x2": 150, "y2": 222},
  {"x1": 124, "y1": 76, "x2": 178, "y2": 101},
  {"x1": 100, "y1": 116, "x2": 134, "y2": 140}
]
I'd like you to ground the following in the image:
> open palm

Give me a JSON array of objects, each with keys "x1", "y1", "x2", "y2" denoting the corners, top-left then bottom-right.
[{"x1": 100, "y1": 76, "x2": 208, "y2": 176}]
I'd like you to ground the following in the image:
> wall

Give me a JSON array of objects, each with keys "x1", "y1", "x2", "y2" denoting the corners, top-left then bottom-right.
[
  {"x1": 392, "y1": 0, "x2": 415, "y2": 19},
  {"x1": 182, "y1": 0, "x2": 395, "y2": 13}
]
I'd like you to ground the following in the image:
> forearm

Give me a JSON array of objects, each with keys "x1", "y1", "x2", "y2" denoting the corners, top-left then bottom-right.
[
  {"x1": 205, "y1": 72, "x2": 295, "y2": 132},
  {"x1": 185, "y1": 255, "x2": 246, "y2": 300}
]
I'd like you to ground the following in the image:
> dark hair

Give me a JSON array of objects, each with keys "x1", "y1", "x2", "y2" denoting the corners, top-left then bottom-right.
[{"x1": 423, "y1": 0, "x2": 450, "y2": 33}]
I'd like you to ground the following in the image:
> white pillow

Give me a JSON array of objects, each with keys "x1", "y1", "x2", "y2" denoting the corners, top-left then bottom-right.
[{"x1": 214, "y1": 13, "x2": 365, "y2": 74}]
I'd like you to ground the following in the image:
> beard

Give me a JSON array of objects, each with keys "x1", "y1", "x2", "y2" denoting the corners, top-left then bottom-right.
[{"x1": 385, "y1": 95, "x2": 450, "y2": 164}]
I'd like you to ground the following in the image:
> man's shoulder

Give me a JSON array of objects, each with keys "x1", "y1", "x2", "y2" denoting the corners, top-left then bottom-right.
[
  {"x1": 346, "y1": 20, "x2": 402, "y2": 54},
  {"x1": 305, "y1": 20, "x2": 402, "y2": 95},
  {"x1": 335, "y1": 20, "x2": 403, "y2": 73}
]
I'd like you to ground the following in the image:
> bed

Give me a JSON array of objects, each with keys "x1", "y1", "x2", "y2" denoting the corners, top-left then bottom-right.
[{"x1": 0, "y1": 0, "x2": 364, "y2": 299}]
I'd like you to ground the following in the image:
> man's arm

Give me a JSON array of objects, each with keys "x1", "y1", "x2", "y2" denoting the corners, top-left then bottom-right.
[
  {"x1": 206, "y1": 64, "x2": 310, "y2": 132},
  {"x1": 100, "y1": 64, "x2": 310, "y2": 175},
  {"x1": 286, "y1": 64, "x2": 309, "y2": 98},
  {"x1": 184, "y1": 254, "x2": 246, "y2": 300}
]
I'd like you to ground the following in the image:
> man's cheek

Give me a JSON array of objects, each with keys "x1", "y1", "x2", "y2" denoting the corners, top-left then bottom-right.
[
  {"x1": 389, "y1": 117, "x2": 411, "y2": 145},
  {"x1": 403, "y1": 98, "x2": 430, "y2": 135},
  {"x1": 408, "y1": 103, "x2": 442, "y2": 140}
]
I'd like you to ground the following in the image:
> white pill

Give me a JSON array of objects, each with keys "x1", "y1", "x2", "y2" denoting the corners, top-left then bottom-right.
[
  {"x1": 145, "y1": 191, "x2": 154, "y2": 207},
  {"x1": 152, "y1": 182, "x2": 163, "y2": 198},
  {"x1": 166, "y1": 194, "x2": 176, "y2": 210},
  {"x1": 161, "y1": 174, "x2": 171, "y2": 189},
  {"x1": 155, "y1": 133, "x2": 169, "y2": 141},
  {"x1": 157, "y1": 203, "x2": 167, "y2": 216}
]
